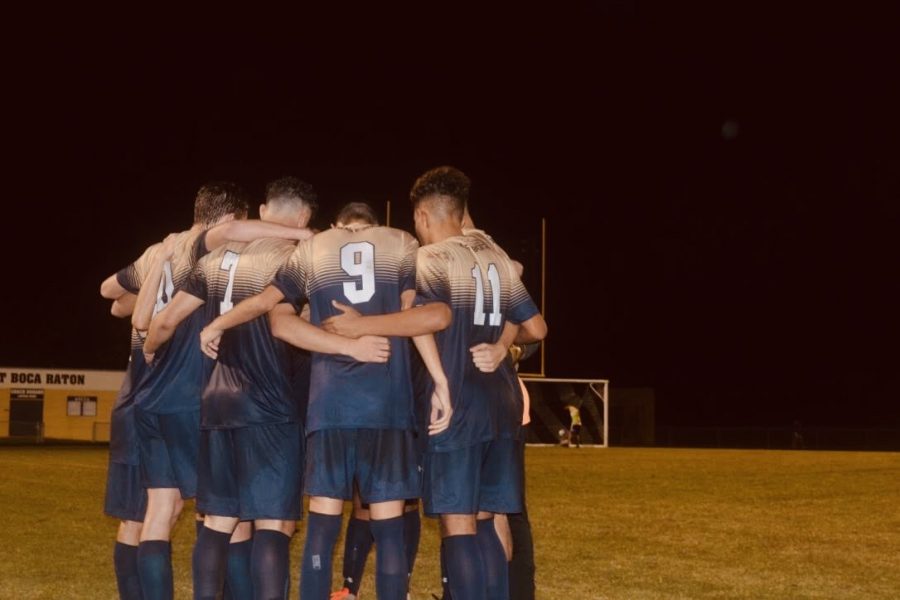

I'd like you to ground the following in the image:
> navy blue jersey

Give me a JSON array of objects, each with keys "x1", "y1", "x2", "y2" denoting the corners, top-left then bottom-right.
[
  {"x1": 134, "y1": 228, "x2": 213, "y2": 414},
  {"x1": 416, "y1": 232, "x2": 540, "y2": 452},
  {"x1": 108, "y1": 242, "x2": 161, "y2": 464},
  {"x1": 182, "y1": 237, "x2": 309, "y2": 429},
  {"x1": 271, "y1": 225, "x2": 418, "y2": 434}
]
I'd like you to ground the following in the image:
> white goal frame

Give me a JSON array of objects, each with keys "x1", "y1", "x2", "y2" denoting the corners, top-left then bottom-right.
[{"x1": 520, "y1": 377, "x2": 609, "y2": 448}]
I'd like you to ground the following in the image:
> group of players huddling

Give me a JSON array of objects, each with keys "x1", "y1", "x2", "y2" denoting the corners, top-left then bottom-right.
[{"x1": 100, "y1": 166, "x2": 548, "y2": 600}]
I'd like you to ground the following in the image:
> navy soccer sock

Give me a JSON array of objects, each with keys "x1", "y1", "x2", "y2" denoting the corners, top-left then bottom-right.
[
  {"x1": 251, "y1": 529, "x2": 291, "y2": 600},
  {"x1": 192, "y1": 526, "x2": 231, "y2": 600},
  {"x1": 443, "y1": 534, "x2": 486, "y2": 600},
  {"x1": 224, "y1": 537, "x2": 253, "y2": 600},
  {"x1": 370, "y1": 516, "x2": 407, "y2": 600},
  {"x1": 439, "y1": 540, "x2": 452, "y2": 600},
  {"x1": 403, "y1": 509, "x2": 421, "y2": 581},
  {"x1": 476, "y1": 518, "x2": 509, "y2": 600},
  {"x1": 114, "y1": 541, "x2": 142, "y2": 600},
  {"x1": 137, "y1": 540, "x2": 173, "y2": 600},
  {"x1": 341, "y1": 517, "x2": 373, "y2": 594},
  {"x1": 300, "y1": 512, "x2": 342, "y2": 600}
]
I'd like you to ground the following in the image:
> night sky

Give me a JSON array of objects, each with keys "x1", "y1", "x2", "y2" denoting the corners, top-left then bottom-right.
[{"x1": 2, "y1": 4, "x2": 898, "y2": 429}]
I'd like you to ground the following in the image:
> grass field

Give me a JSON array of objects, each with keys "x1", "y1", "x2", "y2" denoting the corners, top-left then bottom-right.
[{"x1": 1, "y1": 446, "x2": 898, "y2": 599}]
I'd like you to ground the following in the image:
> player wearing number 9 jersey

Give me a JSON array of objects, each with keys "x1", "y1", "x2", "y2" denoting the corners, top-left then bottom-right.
[{"x1": 275, "y1": 203, "x2": 453, "y2": 600}]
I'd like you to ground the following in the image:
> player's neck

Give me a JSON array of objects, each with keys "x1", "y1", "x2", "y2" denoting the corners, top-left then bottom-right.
[
  {"x1": 335, "y1": 221, "x2": 376, "y2": 232},
  {"x1": 429, "y1": 222, "x2": 463, "y2": 244}
]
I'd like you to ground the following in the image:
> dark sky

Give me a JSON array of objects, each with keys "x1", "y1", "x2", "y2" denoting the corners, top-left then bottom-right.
[{"x1": 2, "y1": 4, "x2": 898, "y2": 428}]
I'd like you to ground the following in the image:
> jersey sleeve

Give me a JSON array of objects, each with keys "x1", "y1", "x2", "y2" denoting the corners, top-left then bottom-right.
[
  {"x1": 415, "y1": 246, "x2": 451, "y2": 305},
  {"x1": 181, "y1": 255, "x2": 210, "y2": 301},
  {"x1": 271, "y1": 241, "x2": 309, "y2": 312},
  {"x1": 116, "y1": 264, "x2": 141, "y2": 294},
  {"x1": 398, "y1": 232, "x2": 419, "y2": 293},
  {"x1": 505, "y1": 258, "x2": 540, "y2": 325},
  {"x1": 116, "y1": 243, "x2": 159, "y2": 293},
  {"x1": 191, "y1": 230, "x2": 210, "y2": 264}
]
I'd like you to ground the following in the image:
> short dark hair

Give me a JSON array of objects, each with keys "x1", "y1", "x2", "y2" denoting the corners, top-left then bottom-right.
[
  {"x1": 335, "y1": 202, "x2": 379, "y2": 226},
  {"x1": 409, "y1": 166, "x2": 469, "y2": 219},
  {"x1": 194, "y1": 182, "x2": 249, "y2": 226},
  {"x1": 265, "y1": 177, "x2": 318, "y2": 217}
]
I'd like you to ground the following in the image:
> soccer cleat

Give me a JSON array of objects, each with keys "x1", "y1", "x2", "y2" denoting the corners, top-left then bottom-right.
[{"x1": 330, "y1": 588, "x2": 357, "y2": 600}]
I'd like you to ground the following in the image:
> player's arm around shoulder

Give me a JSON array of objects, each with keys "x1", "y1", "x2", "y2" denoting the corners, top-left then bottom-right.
[
  {"x1": 516, "y1": 313, "x2": 547, "y2": 345},
  {"x1": 143, "y1": 290, "x2": 205, "y2": 362},
  {"x1": 204, "y1": 220, "x2": 313, "y2": 251},
  {"x1": 320, "y1": 297, "x2": 451, "y2": 339},
  {"x1": 200, "y1": 284, "x2": 285, "y2": 359},
  {"x1": 268, "y1": 303, "x2": 390, "y2": 363}
]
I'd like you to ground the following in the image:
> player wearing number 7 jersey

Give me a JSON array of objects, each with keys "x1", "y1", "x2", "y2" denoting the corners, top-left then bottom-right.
[{"x1": 133, "y1": 180, "x2": 319, "y2": 600}]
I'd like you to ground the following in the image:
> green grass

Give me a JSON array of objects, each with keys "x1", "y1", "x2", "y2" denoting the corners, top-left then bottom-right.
[{"x1": 1, "y1": 446, "x2": 899, "y2": 599}]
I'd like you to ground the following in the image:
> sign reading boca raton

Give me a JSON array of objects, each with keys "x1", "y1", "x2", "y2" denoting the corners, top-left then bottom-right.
[{"x1": 0, "y1": 368, "x2": 124, "y2": 390}]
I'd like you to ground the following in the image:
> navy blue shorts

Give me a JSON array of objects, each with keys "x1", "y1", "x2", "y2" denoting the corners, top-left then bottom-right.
[
  {"x1": 305, "y1": 428, "x2": 421, "y2": 504},
  {"x1": 104, "y1": 460, "x2": 147, "y2": 522},
  {"x1": 136, "y1": 408, "x2": 200, "y2": 498},
  {"x1": 197, "y1": 423, "x2": 304, "y2": 521},
  {"x1": 424, "y1": 438, "x2": 523, "y2": 516}
]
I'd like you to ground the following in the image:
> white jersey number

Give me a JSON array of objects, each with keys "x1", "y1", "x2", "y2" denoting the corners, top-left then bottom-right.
[
  {"x1": 219, "y1": 251, "x2": 241, "y2": 314},
  {"x1": 341, "y1": 242, "x2": 376, "y2": 304},
  {"x1": 153, "y1": 261, "x2": 175, "y2": 317},
  {"x1": 472, "y1": 263, "x2": 502, "y2": 326}
]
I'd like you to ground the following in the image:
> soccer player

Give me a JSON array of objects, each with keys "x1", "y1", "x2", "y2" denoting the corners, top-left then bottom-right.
[
  {"x1": 131, "y1": 181, "x2": 314, "y2": 600},
  {"x1": 100, "y1": 233, "x2": 177, "y2": 599},
  {"x1": 321, "y1": 167, "x2": 547, "y2": 600},
  {"x1": 199, "y1": 201, "x2": 452, "y2": 600},
  {"x1": 141, "y1": 178, "x2": 326, "y2": 599}
]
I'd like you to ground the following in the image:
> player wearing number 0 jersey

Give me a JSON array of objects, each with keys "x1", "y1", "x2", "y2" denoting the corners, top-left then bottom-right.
[{"x1": 100, "y1": 235, "x2": 178, "y2": 600}]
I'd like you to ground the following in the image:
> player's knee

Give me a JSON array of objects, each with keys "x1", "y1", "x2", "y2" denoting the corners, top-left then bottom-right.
[
  {"x1": 205, "y1": 515, "x2": 240, "y2": 534},
  {"x1": 440, "y1": 514, "x2": 476, "y2": 537},
  {"x1": 254, "y1": 519, "x2": 295, "y2": 537}
]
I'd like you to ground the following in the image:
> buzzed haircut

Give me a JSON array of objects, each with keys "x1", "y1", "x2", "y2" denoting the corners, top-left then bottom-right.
[
  {"x1": 409, "y1": 166, "x2": 470, "y2": 220},
  {"x1": 265, "y1": 176, "x2": 319, "y2": 217},
  {"x1": 194, "y1": 181, "x2": 250, "y2": 226},
  {"x1": 335, "y1": 201, "x2": 379, "y2": 226}
]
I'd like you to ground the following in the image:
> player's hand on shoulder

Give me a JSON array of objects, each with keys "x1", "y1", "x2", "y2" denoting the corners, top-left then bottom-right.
[
  {"x1": 199, "y1": 326, "x2": 222, "y2": 360},
  {"x1": 347, "y1": 335, "x2": 391, "y2": 363},
  {"x1": 428, "y1": 379, "x2": 452, "y2": 435},
  {"x1": 470, "y1": 342, "x2": 507, "y2": 373},
  {"x1": 322, "y1": 300, "x2": 363, "y2": 338}
]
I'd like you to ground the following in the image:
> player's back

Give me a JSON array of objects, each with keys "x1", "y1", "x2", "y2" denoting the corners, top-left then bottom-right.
[
  {"x1": 274, "y1": 225, "x2": 418, "y2": 433},
  {"x1": 134, "y1": 228, "x2": 212, "y2": 414},
  {"x1": 190, "y1": 237, "x2": 304, "y2": 429},
  {"x1": 417, "y1": 233, "x2": 539, "y2": 451}
]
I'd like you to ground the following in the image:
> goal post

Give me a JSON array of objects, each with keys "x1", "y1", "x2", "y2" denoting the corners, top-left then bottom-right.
[{"x1": 521, "y1": 377, "x2": 609, "y2": 447}]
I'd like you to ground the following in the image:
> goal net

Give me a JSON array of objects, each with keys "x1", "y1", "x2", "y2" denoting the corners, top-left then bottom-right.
[{"x1": 521, "y1": 377, "x2": 609, "y2": 447}]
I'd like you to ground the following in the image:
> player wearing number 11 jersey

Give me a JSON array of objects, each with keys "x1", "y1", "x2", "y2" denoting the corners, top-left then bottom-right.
[{"x1": 321, "y1": 168, "x2": 547, "y2": 600}]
